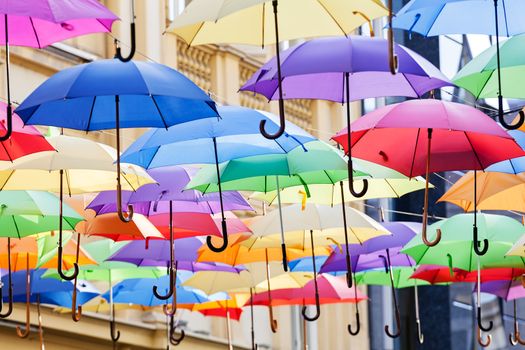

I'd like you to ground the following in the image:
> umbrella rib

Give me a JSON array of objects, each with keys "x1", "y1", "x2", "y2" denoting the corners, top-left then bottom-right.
[
  {"x1": 28, "y1": 18, "x2": 42, "y2": 49},
  {"x1": 315, "y1": 0, "x2": 347, "y2": 37},
  {"x1": 85, "y1": 96, "x2": 97, "y2": 133},
  {"x1": 11, "y1": 215, "x2": 20, "y2": 239},
  {"x1": 463, "y1": 132, "x2": 484, "y2": 170},
  {"x1": 0, "y1": 170, "x2": 14, "y2": 191},
  {"x1": 501, "y1": 0, "x2": 510, "y2": 37},
  {"x1": 384, "y1": 179, "x2": 400, "y2": 197},
  {"x1": 0, "y1": 139, "x2": 13, "y2": 162},
  {"x1": 409, "y1": 128, "x2": 421, "y2": 179},
  {"x1": 151, "y1": 96, "x2": 169, "y2": 130}
]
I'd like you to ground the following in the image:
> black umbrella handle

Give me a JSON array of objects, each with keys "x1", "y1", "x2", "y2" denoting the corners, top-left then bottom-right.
[
  {"x1": 473, "y1": 226, "x2": 489, "y2": 256},
  {"x1": 169, "y1": 315, "x2": 186, "y2": 346},
  {"x1": 114, "y1": 0, "x2": 136, "y2": 63},
  {"x1": 0, "y1": 103, "x2": 13, "y2": 142},
  {"x1": 301, "y1": 293, "x2": 320, "y2": 322},
  {"x1": 0, "y1": 16, "x2": 12, "y2": 142},
  {"x1": 0, "y1": 237, "x2": 13, "y2": 318},
  {"x1": 348, "y1": 308, "x2": 361, "y2": 336},
  {"x1": 260, "y1": 0, "x2": 286, "y2": 139},
  {"x1": 388, "y1": 0, "x2": 398, "y2": 75},
  {"x1": 477, "y1": 306, "x2": 493, "y2": 332},
  {"x1": 206, "y1": 219, "x2": 229, "y2": 252}
]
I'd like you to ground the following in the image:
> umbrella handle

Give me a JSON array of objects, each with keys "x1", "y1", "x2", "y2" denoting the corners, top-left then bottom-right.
[
  {"x1": 416, "y1": 318, "x2": 424, "y2": 344},
  {"x1": 206, "y1": 219, "x2": 229, "y2": 253},
  {"x1": 109, "y1": 320, "x2": 121, "y2": 343},
  {"x1": 348, "y1": 308, "x2": 361, "y2": 336},
  {"x1": 477, "y1": 327, "x2": 492, "y2": 348},
  {"x1": 477, "y1": 306, "x2": 493, "y2": 332},
  {"x1": 116, "y1": 182, "x2": 134, "y2": 223},
  {"x1": 114, "y1": 0, "x2": 136, "y2": 63},
  {"x1": 385, "y1": 308, "x2": 401, "y2": 338},
  {"x1": 0, "y1": 237, "x2": 13, "y2": 318},
  {"x1": 0, "y1": 103, "x2": 13, "y2": 141},
  {"x1": 509, "y1": 300, "x2": 525, "y2": 346},
  {"x1": 16, "y1": 255, "x2": 31, "y2": 339},
  {"x1": 169, "y1": 315, "x2": 185, "y2": 346},
  {"x1": 301, "y1": 293, "x2": 320, "y2": 322},
  {"x1": 71, "y1": 278, "x2": 82, "y2": 322},
  {"x1": 259, "y1": 0, "x2": 286, "y2": 140},
  {"x1": 57, "y1": 246, "x2": 79, "y2": 281},
  {"x1": 383, "y1": 250, "x2": 401, "y2": 338},
  {"x1": 499, "y1": 108, "x2": 525, "y2": 130},
  {"x1": 421, "y1": 227, "x2": 441, "y2": 247},
  {"x1": 154, "y1": 267, "x2": 175, "y2": 300},
  {"x1": 163, "y1": 263, "x2": 178, "y2": 316},
  {"x1": 473, "y1": 226, "x2": 489, "y2": 256},
  {"x1": 348, "y1": 160, "x2": 368, "y2": 198},
  {"x1": 388, "y1": 0, "x2": 398, "y2": 75}
]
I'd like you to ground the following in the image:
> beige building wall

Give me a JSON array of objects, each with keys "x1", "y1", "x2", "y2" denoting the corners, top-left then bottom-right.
[{"x1": 0, "y1": 1, "x2": 370, "y2": 349}]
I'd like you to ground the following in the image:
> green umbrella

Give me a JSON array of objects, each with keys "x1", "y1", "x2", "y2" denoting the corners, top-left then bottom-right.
[
  {"x1": 0, "y1": 191, "x2": 83, "y2": 319},
  {"x1": 188, "y1": 140, "x2": 368, "y2": 271},
  {"x1": 402, "y1": 213, "x2": 525, "y2": 340},
  {"x1": 453, "y1": 34, "x2": 525, "y2": 129}
]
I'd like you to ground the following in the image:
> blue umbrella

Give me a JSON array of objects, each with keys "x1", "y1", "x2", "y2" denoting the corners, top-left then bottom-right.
[
  {"x1": 121, "y1": 105, "x2": 315, "y2": 253},
  {"x1": 391, "y1": 0, "x2": 525, "y2": 130},
  {"x1": 15, "y1": 58, "x2": 218, "y2": 225},
  {"x1": 486, "y1": 130, "x2": 525, "y2": 173}
]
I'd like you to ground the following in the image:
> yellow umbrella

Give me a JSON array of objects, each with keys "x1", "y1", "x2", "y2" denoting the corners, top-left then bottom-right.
[
  {"x1": 167, "y1": 0, "x2": 386, "y2": 140},
  {"x1": 438, "y1": 171, "x2": 525, "y2": 212}
]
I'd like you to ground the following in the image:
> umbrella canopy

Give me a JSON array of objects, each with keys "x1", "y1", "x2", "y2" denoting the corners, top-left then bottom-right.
[
  {"x1": 355, "y1": 267, "x2": 431, "y2": 288},
  {"x1": 240, "y1": 35, "x2": 451, "y2": 102},
  {"x1": 438, "y1": 171, "x2": 525, "y2": 212},
  {"x1": 86, "y1": 166, "x2": 252, "y2": 216},
  {"x1": 120, "y1": 106, "x2": 315, "y2": 168},
  {"x1": 477, "y1": 279, "x2": 525, "y2": 301},
  {"x1": 188, "y1": 140, "x2": 364, "y2": 193},
  {"x1": 391, "y1": 0, "x2": 525, "y2": 37},
  {"x1": 15, "y1": 60, "x2": 217, "y2": 131},
  {"x1": 333, "y1": 99, "x2": 524, "y2": 177},
  {"x1": 167, "y1": 0, "x2": 387, "y2": 46},
  {"x1": 485, "y1": 130, "x2": 525, "y2": 174},
  {"x1": 0, "y1": 135, "x2": 154, "y2": 193},
  {"x1": 402, "y1": 213, "x2": 525, "y2": 271},
  {"x1": 0, "y1": 102, "x2": 53, "y2": 161},
  {"x1": 411, "y1": 266, "x2": 525, "y2": 285},
  {"x1": 453, "y1": 34, "x2": 525, "y2": 100},
  {"x1": 0, "y1": 0, "x2": 118, "y2": 48}
]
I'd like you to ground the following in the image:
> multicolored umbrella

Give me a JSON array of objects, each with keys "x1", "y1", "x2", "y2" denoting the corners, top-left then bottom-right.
[
  {"x1": 333, "y1": 99, "x2": 525, "y2": 250},
  {"x1": 15, "y1": 59, "x2": 218, "y2": 224},
  {"x1": 411, "y1": 265, "x2": 525, "y2": 284},
  {"x1": 167, "y1": 0, "x2": 387, "y2": 138}
]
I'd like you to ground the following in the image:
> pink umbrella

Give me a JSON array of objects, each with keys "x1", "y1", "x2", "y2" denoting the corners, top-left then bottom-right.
[
  {"x1": 0, "y1": 0, "x2": 118, "y2": 141},
  {"x1": 333, "y1": 99, "x2": 525, "y2": 252}
]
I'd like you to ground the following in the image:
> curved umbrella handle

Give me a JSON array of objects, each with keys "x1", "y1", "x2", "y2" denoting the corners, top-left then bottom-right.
[
  {"x1": 260, "y1": 107, "x2": 285, "y2": 140},
  {"x1": 385, "y1": 307, "x2": 401, "y2": 338},
  {"x1": 301, "y1": 293, "x2": 320, "y2": 322},
  {"x1": 422, "y1": 227, "x2": 441, "y2": 247},
  {"x1": 500, "y1": 106, "x2": 525, "y2": 130},
  {"x1": 0, "y1": 237, "x2": 13, "y2": 318},
  {"x1": 116, "y1": 185, "x2": 134, "y2": 223},
  {"x1": 153, "y1": 267, "x2": 174, "y2": 300},
  {"x1": 348, "y1": 309, "x2": 360, "y2": 336},
  {"x1": 478, "y1": 327, "x2": 492, "y2": 348},
  {"x1": 169, "y1": 315, "x2": 185, "y2": 346},
  {"x1": 477, "y1": 306, "x2": 493, "y2": 332},
  {"x1": 509, "y1": 300, "x2": 525, "y2": 346},
  {"x1": 57, "y1": 246, "x2": 79, "y2": 281},
  {"x1": 0, "y1": 103, "x2": 13, "y2": 141},
  {"x1": 348, "y1": 161, "x2": 368, "y2": 198},
  {"x1": 110, "y1": 319, "x2": 121, "y2": 342},
  {"x1": 16, "y1": 255, "x2": 31, "y2": 338},
  {"x1": 71, "y1": 280, "x2": 82, "y2": 322},
  {"x1": 416, "y1": 318, "x2": 424, "y2": 344},
  {"x1": 388, "y1": 0, "x2": 398, "y2": 75},
  {"x1": 473, "y1": 226, "x2": 489, "y2": 256},
  {"x1": 421, "y1": 128, "x2": 441, "y2": 247},
  {"x1": 115, "y1": 95, "x2": 133, "y2": 223},
  {"x1": 206, "y1": 220, "x2": 229, "y2": 252},
  {"x1": 114, "y1": 0, "x2": 136, "y2": 64},
  {"x1": 163, "y1": 265, "x2": 178, "y2": 316},
  {"x1": 269, "y1": 304, "x2": 278, "y2": 333},
  {"x1": 382, "y1": 250, "x2": 401, "y2": 338}
]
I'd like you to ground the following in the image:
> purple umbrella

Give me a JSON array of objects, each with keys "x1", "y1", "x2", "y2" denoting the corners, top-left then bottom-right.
[
  {"x1": 240, "y1": 35, "x2": 452, "y2": 198},
  {"x1": 87, "y1": 166, "x2": 252, "y2": 216},
  {"x1": 0, "y1": 0, "x2": 118, "y2": 141}
]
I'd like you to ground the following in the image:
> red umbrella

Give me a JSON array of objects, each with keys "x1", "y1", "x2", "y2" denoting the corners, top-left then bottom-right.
[
  {"x1": 0, "y1": 102, "x2": 53, "y2": 160},
  {"x1": 411, "y1": 265, "x2": 525, "y2": 284},
  {"x1": 333, "y1": 99, "x2": 525, "y2": 251}
]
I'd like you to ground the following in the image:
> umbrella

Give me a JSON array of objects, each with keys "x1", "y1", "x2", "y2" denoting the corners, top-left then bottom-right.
[
  {"x1": 167, "y1": 0, "x2": 387, "y2": 139},
  {"x1": 486, "y1": 130, "x2": 525, "y2": 174},
  {"x1": 240, "y1": 34, "x2": 451, "y2": 196},
  {"x1": 15, "y1": 58, "x2": 218, "y2": 224},
  {"x1": 403, "y1": 213, "x2": 525, "y2": 343},
  {"x1": 411, "y1": 265, "x2": 525, "y2": 284},
  {"x1": 333, "y1": 99, "x2": 525, "y2": 250},
  {"x1": 120, "y1": 105, "x2": 313, "y2": 252},
  {"x1": 0, "y1": 0, "x2": 117, "y2": 141},
  {"x1": 392, "y1": 0, "x2": 525, "y2": 129},
  {"x1": 188, "y1": 140, "x2": 365, "y2": 270},
  {"x1": 438, "y1": 171, "x2": 525, "y2": 212},
  {"x1": 248, "y1": 202, "x2": 388, "y2": 291}
]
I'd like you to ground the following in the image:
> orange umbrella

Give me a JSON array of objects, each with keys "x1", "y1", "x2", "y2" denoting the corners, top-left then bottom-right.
[{"x1": 438, "y1": 171, "x2": 525, "y2": 212}]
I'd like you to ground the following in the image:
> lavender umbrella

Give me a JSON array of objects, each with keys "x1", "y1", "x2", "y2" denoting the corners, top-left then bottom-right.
[{"x1": 240, "y1": 35, "x2": 452, "y2": 198}]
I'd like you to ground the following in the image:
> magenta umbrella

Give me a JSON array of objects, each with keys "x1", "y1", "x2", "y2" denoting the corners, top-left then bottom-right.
[
  {"x1": 333, "y1": 99, "x2": 525, "y2": 252},
  {"x1": 0, "y1": 0, "x2": 118, "y2": 141},
  {"x1": 240, "y1": 35, "x2": 452, "y2": 198}
]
